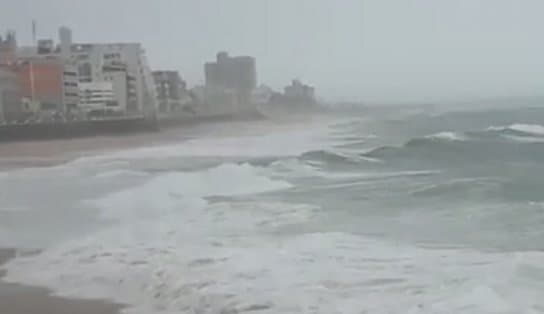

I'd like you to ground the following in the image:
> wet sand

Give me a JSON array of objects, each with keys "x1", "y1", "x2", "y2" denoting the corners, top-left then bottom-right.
[
  {"x1": 0, "y1": 128, "x2": 184, "y2": 158},
  {"x1": 0, "y1": 128, "x2": 189, "y2": 171},
  {"x1": 0, "y1": 248, "x2": 124, "y2": 314}
]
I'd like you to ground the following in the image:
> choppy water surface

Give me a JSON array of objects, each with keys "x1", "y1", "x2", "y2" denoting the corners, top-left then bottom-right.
[{"x1": 2, "y1": 106, "x2": 544, "y2": 313}]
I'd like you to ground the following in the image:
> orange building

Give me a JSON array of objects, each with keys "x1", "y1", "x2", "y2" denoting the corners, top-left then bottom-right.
[{"x1": 17, "y1": 59, "x2": 66, "y2": 111}]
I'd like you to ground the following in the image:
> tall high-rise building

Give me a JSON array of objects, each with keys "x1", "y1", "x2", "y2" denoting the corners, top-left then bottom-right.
[
  {"x1": 58, "y1": 26, "x2": 72, "y2": 60},
  {"x1": 205, "y1": 52, "x2": 257, "y2": 92},
  {"x1": 204, "y1": 52, "x2": 257, "y2": 108}
]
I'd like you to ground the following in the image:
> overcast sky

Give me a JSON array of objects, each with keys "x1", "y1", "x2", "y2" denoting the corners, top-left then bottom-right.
[{"x1": 2, "y1": 0, "x2": 543, "y2": 103}]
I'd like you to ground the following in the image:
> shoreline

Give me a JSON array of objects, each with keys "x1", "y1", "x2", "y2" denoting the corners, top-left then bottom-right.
[
  {"x1": 0, "y1": 109, "x2": 327, "y2": 171},
  {"x1": 0, "y1": 108, "x2": 333, "y2": 312},
  {"x1": 0, "y1": 131, "x2": 182, "y2": 171},
  {"x1": 0, "y1": 248, "x2": 125, "y2": 314},
  {"x1": 0, "y1": 109, "x2": 267, "y2": 143},
  {"x1": 0, "y1": 110, "x2": 273, "y2": 169}
]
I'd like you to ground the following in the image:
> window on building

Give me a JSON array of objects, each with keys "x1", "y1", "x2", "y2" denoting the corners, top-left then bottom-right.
[
  {"x1": 78, "y1": 63, "x2": 92, "y2": 77},
  {"x1": 40, "y1": 103, "x2": 58, "y2": 110}
]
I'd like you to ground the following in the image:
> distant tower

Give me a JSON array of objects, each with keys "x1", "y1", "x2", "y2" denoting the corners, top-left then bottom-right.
[
  {"x1": 58, "y1": 26, "x2": 72, "y2": 60},
  {"x1": 217, "y1": 51, "x2": 229, "y2": 63},
  {"x1": 32, "y1": 20, "x2": 37, "y2": 45}
]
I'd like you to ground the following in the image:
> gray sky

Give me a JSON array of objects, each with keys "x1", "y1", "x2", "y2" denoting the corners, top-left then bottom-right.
[{"x1": 2, "y1": 0, "x2": 543, "y2": 103}]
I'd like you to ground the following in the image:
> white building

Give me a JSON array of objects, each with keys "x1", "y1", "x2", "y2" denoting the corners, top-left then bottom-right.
[
  {"x1": 71, "y1": 43, "x2": 156, "y2": 116},
  {"x1": 102, "y1": 62, "x2": 137, "y2": 114},
  {"x1": 79, "y1": 81, "x2": 118, "y2": 115}
]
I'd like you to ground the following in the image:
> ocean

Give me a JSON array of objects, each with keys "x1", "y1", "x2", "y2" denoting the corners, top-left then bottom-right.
[{"x1": 2, "y1": 105, "x2": 544, "y2": 313}]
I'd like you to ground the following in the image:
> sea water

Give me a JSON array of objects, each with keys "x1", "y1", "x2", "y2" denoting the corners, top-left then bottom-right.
[{"x1": 2, "y1": 106, "x2": 544, "y2": 313}]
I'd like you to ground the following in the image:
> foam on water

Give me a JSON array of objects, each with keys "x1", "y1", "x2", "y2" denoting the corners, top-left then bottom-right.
[
  {"x1": 92, "y1": 169, "x2": 150, "y2": 180},
  {"x1": 487, "y1": 123, "x2": 544, "y2": 137},
  {"x1": 425, "y1": 131, "x2": 466, "y2": 141},
  {"x1": 5, "y1": 227, "x2": 544, "y2": 314},
  {"x1": 508, "y1": 124, "x2": 544, "y2": 136},
  {"x1": 503, "y1": 135, "x2": 544, "y2": 143},
  {"x1": 3, "y1": 159, "x2": 543, "y2": 313},
  {"x1": 88, "y1": 163, "x2": 293, "y2": 222},
  {"x1": 6, "y1": 114, "x2": 544, "y2": 313}
]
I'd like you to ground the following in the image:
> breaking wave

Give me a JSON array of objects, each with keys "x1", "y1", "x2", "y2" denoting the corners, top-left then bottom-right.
[
  {"x1": 425, "y1": 131, "x2": 466, "y2": 142},
  {"x1": 487, "y1": 123, "x2": 544, "y2": 137},
  {"x1": 364, "y1": 124, "x2": 544, "y2": 164},
  {"x1": 301, "y1": 149, "x2": 378, "y2": 165}
]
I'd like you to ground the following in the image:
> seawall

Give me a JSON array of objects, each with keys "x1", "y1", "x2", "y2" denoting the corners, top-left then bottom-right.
[{"x1": 0, "y1": 117, "x2": 158, "y2": 142}]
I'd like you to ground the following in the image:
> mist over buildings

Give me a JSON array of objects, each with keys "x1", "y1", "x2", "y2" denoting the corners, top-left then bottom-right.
[{"x1": 2, "y1": 0, "x2": 543, "y2": 104}]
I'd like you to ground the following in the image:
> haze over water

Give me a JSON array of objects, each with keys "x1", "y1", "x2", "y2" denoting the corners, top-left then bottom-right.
[
  {"x1": 3, "y1": 0, "x2": 543, "y2": 102},
  {"x1": 2, "y1": 1, "x2": 544, "y2": 313}
]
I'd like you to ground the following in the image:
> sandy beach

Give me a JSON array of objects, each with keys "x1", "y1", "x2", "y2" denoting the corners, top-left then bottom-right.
[
  {"x1": 0, "y1": 132, "x2": 157, "y2": 312},
  {"x1": 0, "y1": 114, "x2": 317, "y2": 170},
  {"x1": 0, "y1": 248, "x2": 124, "y2": 314},
  {"x1": 0, "y1": 127, "x2": 190, "y2": 171}
]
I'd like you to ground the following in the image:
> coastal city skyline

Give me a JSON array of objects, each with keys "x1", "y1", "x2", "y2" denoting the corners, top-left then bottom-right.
[
  {"x1": 0, "y1": 21, "x2": 318, "y2": 139},
  {"x1": 2, "y1": 0, "x2": 543, "y2": 103}
]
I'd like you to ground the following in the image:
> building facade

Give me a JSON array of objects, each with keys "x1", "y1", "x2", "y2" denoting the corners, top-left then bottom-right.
[
  {"x1": 71, "y1": 43, "x2": 156, "y2": 116},
  {"x1": 17, "y1": 59, "x2": 79, "y2": 115},
  {"x1": 152, "y1": 70, "x2": 191, "y2": 114},
  {"x1": 58, "y1": 26, "x2": 72, "y2": 60},
  {"x1": 62, "y1": 63, "x2": 79, "y2": 111},
  {"x1": 0, "y1": 65, "x2": 21, "y2": 123},
  {"x1": 283, "y1": 79, "x2": 316, "y2": 104},
  {"x1": 204, "y1": 51, "x2": 257, "y2": 108},
  {"x1": 18, "y1": 59, "x2": 63, "y2": 112},
  {"x1": 78, "y1": 81, "x2": 116, "y2": 116},
  {"x1": 103, "y1": 62, "x2": 137, "y2": 114},
  {"x1": 17, "y1": 27, "x2": 156, "y2": 117}
]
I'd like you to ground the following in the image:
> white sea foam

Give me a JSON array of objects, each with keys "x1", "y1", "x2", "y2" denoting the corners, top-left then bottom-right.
[
  {"x1": 92, "y1": 169, "x2": 150, "y2": 180},
  {"x1": 1, "y1": 158, "x2": 538, "y2": 313},
  {"x1": 4, "y1": 228, "x2": 544, "y2": 314},
  {"x1": 425, "y1": 131, "x2": 466, "y2": 141},
  {"x1": 488, "y1": 123, "x2": 544, "y2": 137},
  {"x1": 509, "y1": 124, "x2": 544, "y2": 136},
  {"x1": 89, "y1": 163, "x2": 292, "y2": 221},
  {"x1": 503, "y1": 135, "x2": 544, "y2": 143}
]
